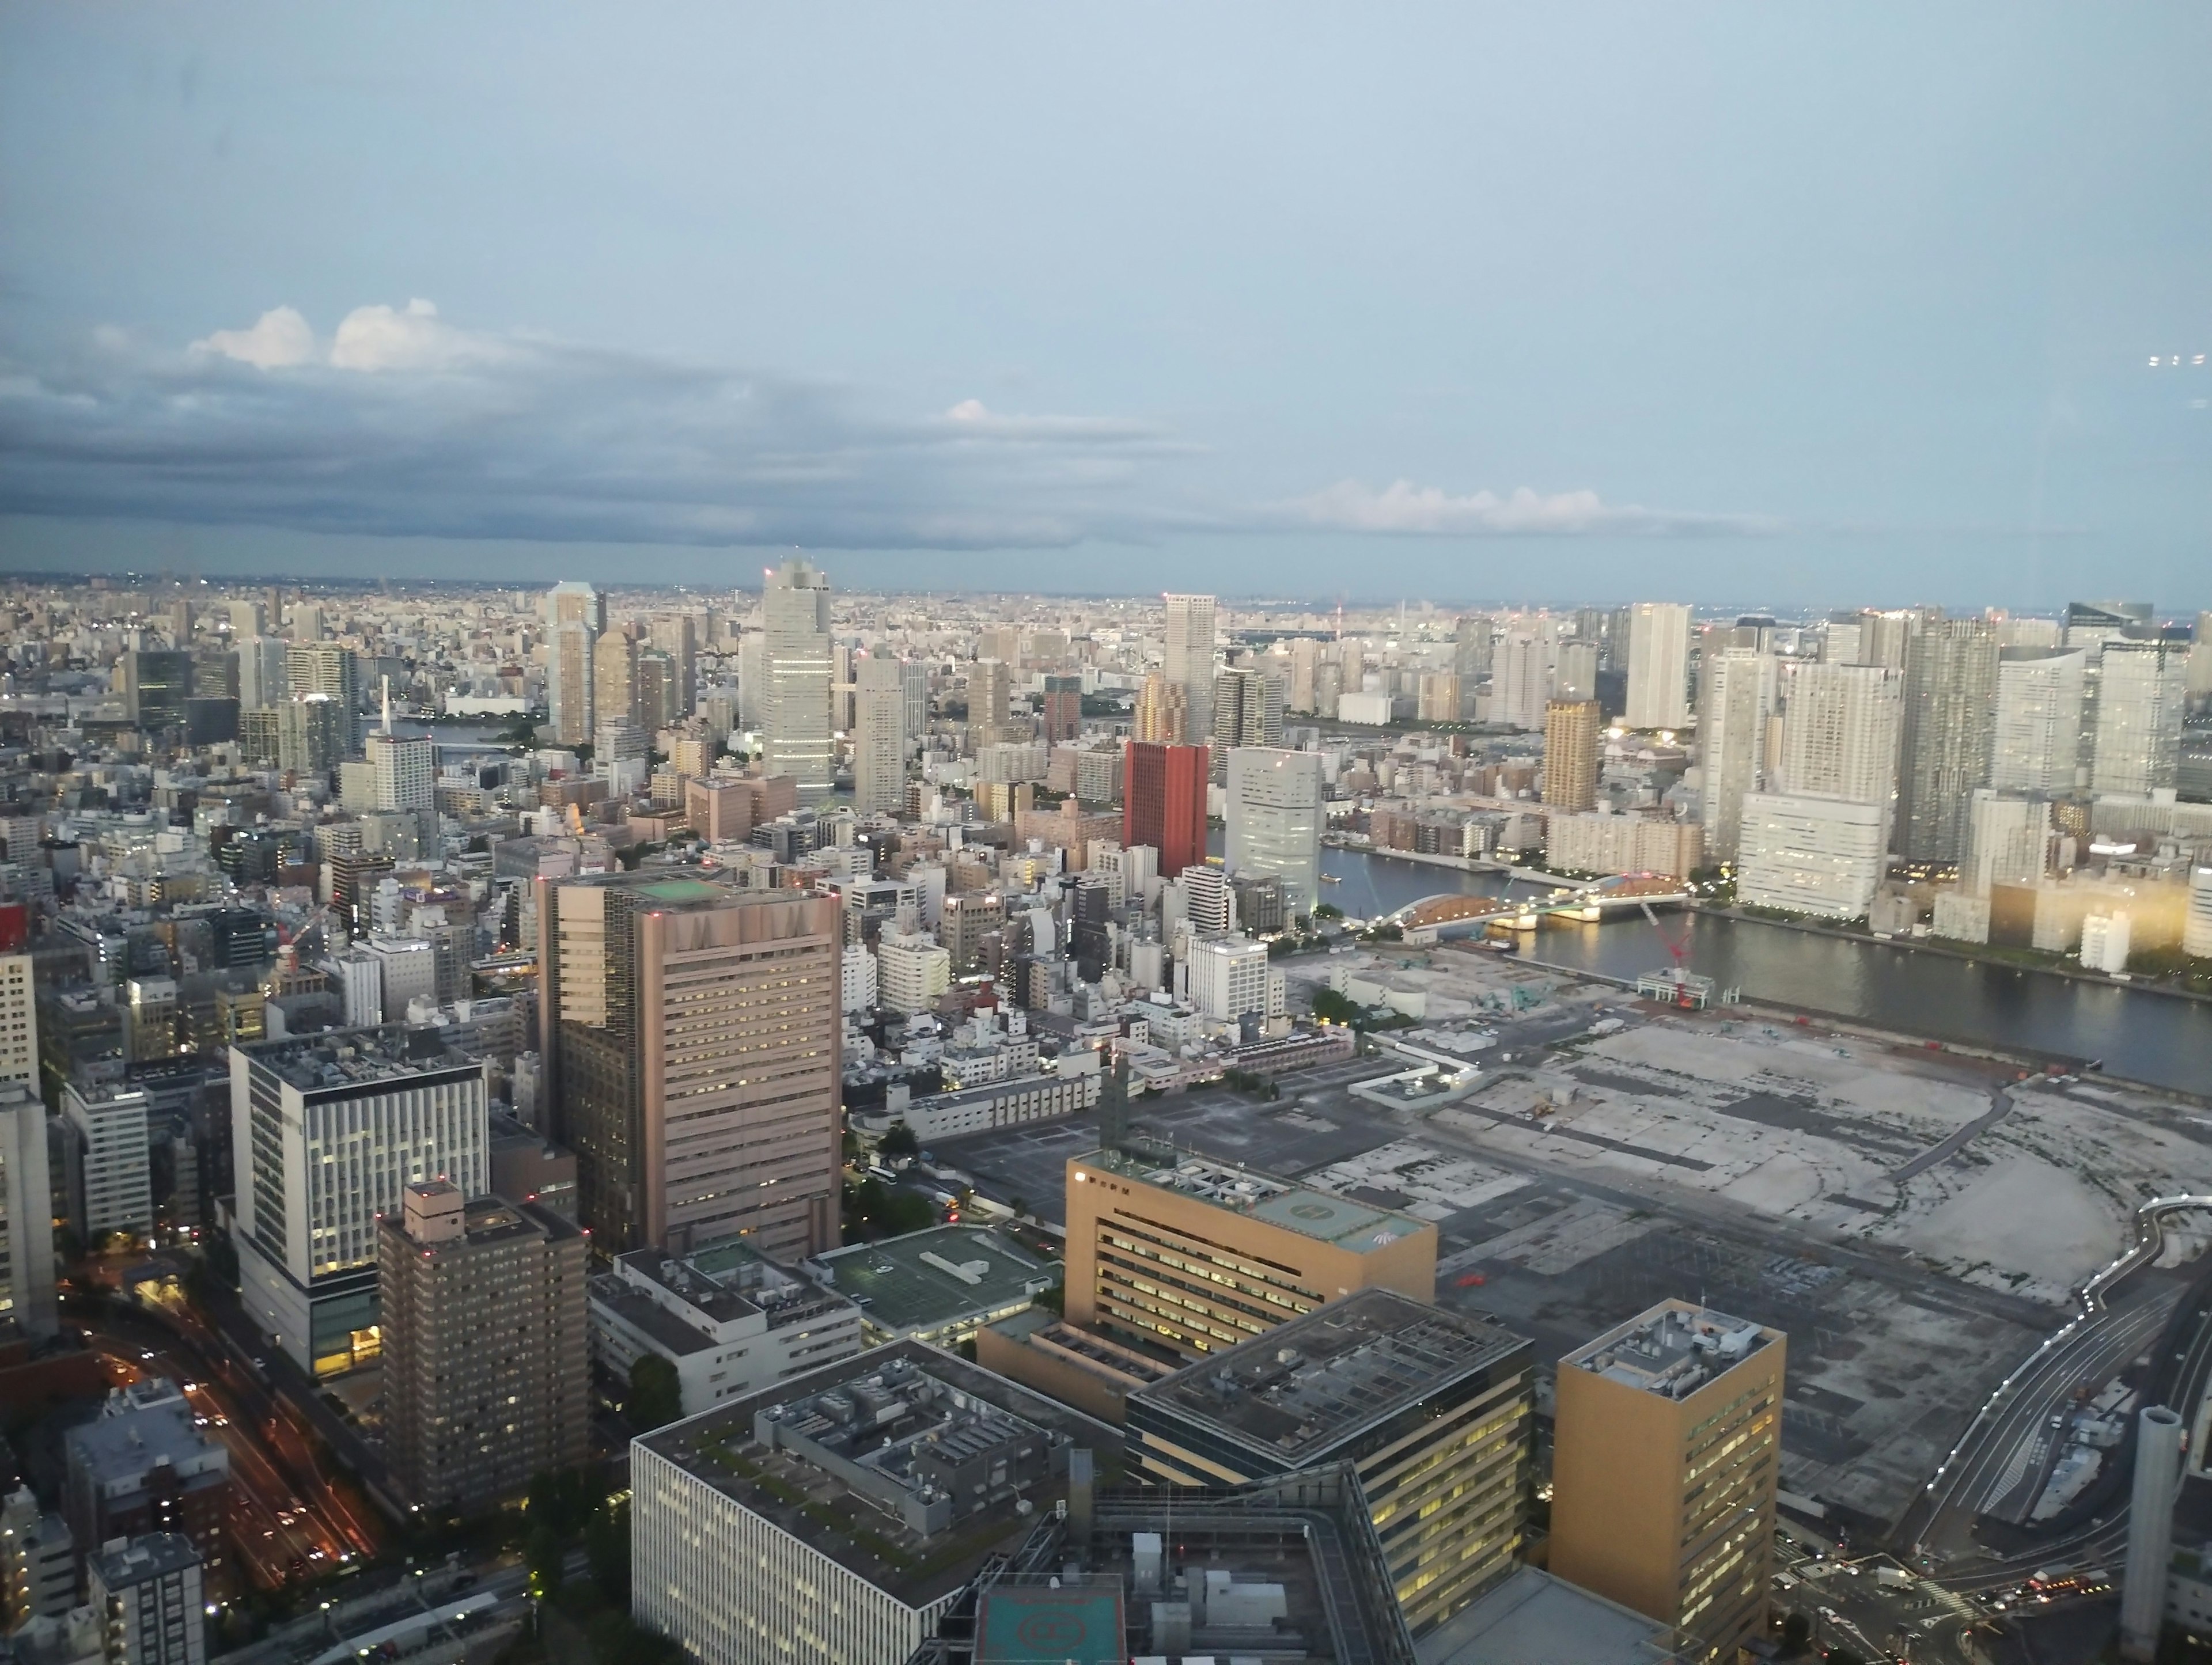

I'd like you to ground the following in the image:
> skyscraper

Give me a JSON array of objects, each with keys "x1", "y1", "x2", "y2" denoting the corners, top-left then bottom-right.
[
  {"x1": 285, "y1": 642, "x2": 361, "y2": 750},
  {"x1": 548, "y1": 620, "x2": 597, "y2": 747},
  {"x1": 760, "y1": 560, "x2": 834, "y2": 797},
  {"x1": 852, "y1": 654, "x2": 909, "y2": 817},
  {"x1": 594, "y1": 626, "x2": 640, "y2": 738},
  {"x1": 1776, "y1": 662, "x2": 1903, "y2": 810},
  {"x1": 651, "y1": 613, "x2": 698, "y2": 716},
  {"x1": 1541, "y1": 699, "x2": 1602, "y2": 815},
  {"x1": 1224, "y1": 748, "x2": 1324, "y2": 915},
  {"x1": 2091, "y1": 639, "x2": 2187, "y2": 798},
  {"x1": 378, "y1": 1181, "x2": 588, "y2": 1514},
  {"x1": 1896, "y1": 620, "x2": 1998, "y2": 864},
  {"x1": 1624, "y1": 603, "x2": 1691, "y2": 731},
  {"x1": 364, "y1": 695, "x2": 434, "y2": 814},
  {"x1": 968, "y1": 657, "x2": 1011, "y2": 750},
  {"x1": 1991, "y1": 647, "x2": 2086, "y2": 794},
  {"x1": 1551, "y1": 1300, "x2": 1784, "y2": 1659},
  {"x1": 1133, "y1": 672, "x2": 1188, "y2": 744},
  {"x1": 1696, "y1": 651, "x2": 1775, "y2": 861},
  {"x1": 1210, "y1": 665, "x2": 1284, "y2": 780},
  {"x1": 1040, "y1": 674, "x2": 1082, "y2": 743},
  {"x1": 1123, "y1": 742, "x2": 1209, "y2": 879},
  {"x1": 539, "y1": 874, "x2": 840, "y2": 1260},
  {"x1": 1491, "y1": 632, "x2": 1548, "y2": 731},
  {"x1": 1162, "y1": 593, "x2": 1218, "y2": 741},
  {"x1": 122, "y1": 651, "x2": 193, "y2": 732},
  {"x1": 1453, "y1": 613, "x2": 1495, "y2": 681}
]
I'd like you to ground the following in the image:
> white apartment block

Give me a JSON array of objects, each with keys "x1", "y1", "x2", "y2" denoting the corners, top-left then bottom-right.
[
  {"x1": 1187, "y1": 935, "x2": 1276, "y2": 1026},
  {"x1": 839, "y1": 946, "x2": 878, "y2": 1014},
  {"x1": 589, "y1": 1241, "x2": 863, "y2": 1421},
  {"x1": 876, "y1": 931, "x2": 950, "y2": 1017},
  {"x1": 1991, "y1": 647, "x2": 2085, "y2": 793},
  {"x1": 0, "y1": 956, "x2": 33, "y2": 1086},
  {"x1": 1624, "y1": 603, "x2": 1691, "y2": 731},
  {"x1": 1735, "y1": 794, "x2": 1886, "y2": 920},
  {"x1": 0, "y1": 1082, "x2": 55, "y2": 1336},
  {"x1": 1775, "y1": 662, "x2": 1902, "y2": 809},
  {"x1": 1547, "y1": 811, "x2": 1706, "y2": 880},
  {"x1": 2186, "y1": 866, "x2": 2212, "y2": 960},
  {"x1": 63, "y1": 1080, "x2": 153, "y2": 1243},
  {"x1": 2092, "y1": 640, "x2": 2187, "y2": 798}
]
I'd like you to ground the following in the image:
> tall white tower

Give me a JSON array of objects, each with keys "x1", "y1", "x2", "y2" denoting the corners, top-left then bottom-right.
[
  {"x1": 760, "y1": 560, "x2": 835, "y2": 798},
  {"x1": 2121, "y1": 1404, "x2": 2184, "y2": 1660},
  {"x1": 1163, "y1": 594, "x2": 1218, "y2": 742},
  {"x1": 1624, "y1": 602, "x2": 1691, "y2": 731}
]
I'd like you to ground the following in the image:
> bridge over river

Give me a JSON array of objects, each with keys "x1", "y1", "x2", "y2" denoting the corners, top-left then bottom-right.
[{"x1": 1384, "y1": 871, "x2": 1692, "y2": 938}]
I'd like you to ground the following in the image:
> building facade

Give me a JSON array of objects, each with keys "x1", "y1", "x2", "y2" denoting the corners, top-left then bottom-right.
[
  {"x1": 1223, "y1": 747, "x2": 1323, "y2": 915},
  {"x1": 1123, "y1": 741, "x2": 1209, "y2": 879},
  {"x1": 760, "y1": 560, "x2": 834, "y2": 798}
]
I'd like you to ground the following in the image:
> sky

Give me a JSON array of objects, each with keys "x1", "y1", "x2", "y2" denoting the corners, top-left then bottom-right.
[{"x1": 1, "y1": 5, "x2": 2207, "y2": 610}]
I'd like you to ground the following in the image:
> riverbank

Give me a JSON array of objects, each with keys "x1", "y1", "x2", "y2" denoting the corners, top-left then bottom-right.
[
  {"x1": 1692, "y1": 904, "x2": 2212, "y2": 1011},
  {"x1": 1324, "y1": 840, "x2": 1599, "y2": 892}
]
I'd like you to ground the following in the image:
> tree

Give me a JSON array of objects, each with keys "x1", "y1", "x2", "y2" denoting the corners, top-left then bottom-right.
[
  {"x1": 1779, "y1": 1611, "x2": 1810, "y2": 1654},
  {"x1": 878, "y1": 1121, "x2": 920, "y2": 1161},
  {"x1": 525, "y1": 1522, "x2": 566, "y2": 1599},
  {"x1": 627, "y1": 1355, "x2": 684, "y2": 1433},
  {"x1": 585, "y1": 1499, "x2": 631, "y2": 1606}
]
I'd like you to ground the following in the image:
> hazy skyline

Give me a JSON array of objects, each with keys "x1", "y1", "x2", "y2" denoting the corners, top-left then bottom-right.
[{"x1": 2, "y1": 5, "x2": 2207, "y2": 606}]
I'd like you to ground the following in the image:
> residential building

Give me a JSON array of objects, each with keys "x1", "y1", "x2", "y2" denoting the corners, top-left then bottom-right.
[
  {"x1": 1186, "y1": 935, "x2": 1275, "y2": 1027},
  {"x1": 760, "y1": 559, "x2": 835, "y2": 798},
  {"x1": 63, "y1": 1079, "x2": 153, "y2": 1245},
  {"x1": 285, "y1": 643, "x2": 359, "y2": 750},
  {"x1": 967, "y1": 657, "x2": 1011, "y2": 750},
  {"x1": 1963, "y1": 790, "x2": 2056, "y2": 894},
  {"x1": 0, "y1": 1486, "x2": 74, "y2": 1625},
  {"x1": 231, "y1": 1026, "x2": 490, "y2": 1378},
  {"x1": 876, "y1": 930, "x2": 952, "y2": 1017},
  {"x1": 1896, "y1": 619, "x2": 1998, "y2": 864},
  {"x1": 1625, "y1": 604, "x2": 1691, "y2": 731},
  {"x1": 1223, "y1": 747, "x2": 1323, "y2": 914},
  {"x1": 1164, "y1": 593, "x2": 1218, "y2": 741},
  {"x1": 1041, "y1": 674, "x2": 1082, "y2": 743},
  {"x1": 1124, "y1": 741, "x2": 1209, "y2": 878},
  {"x1": 548, "y1": 620, "x2": 597, "y2": 747},
  {"x1": 1210, "y1": 665, "x2": 1284, "y2": 779},
  {"x1": 2092, "y1": 639, "x2": 2188, "y2": 798},
  {"x1": 851, "y1": 654, "x2": 908, "y2": 817},
  {"x1": 0, "y1": 1082, "x2": 56, "y2": 1337},
  {"x1": 1695, "y1": 651, "x2": 1773, "y2": 861},
  {"x1": 1063, "y1": 1146, "x2": 1436, "y2": 1361},
  {"x1": 1129, "y1": 1289, "x2": 1535, "y2": 1636},
  {"x1": 1551, "y1": 1300, "x2": 1785, "y2": 1660},
  {"x1": 88, "y1": 1535, "x2": 204, "y2": 1665},
  {"x1": 1992, "y1": 647, "x2": 2086, "y2": 793},
  {"x1": 1491, "y1": 633, "x2": 1548, "y2": 731},
  {"x1": 589, "y1": 1238, "x2": 862, "y2": 1420},
  {"x1": 1774, "y1": 661, "x2": 1903, "y2": 829},
  {"x1": 1542, "y1": 699, "x2": 1602, "y2": 815},
  {"x1": 364, "y1": 725, "x2": 434, "y2": 813},
  {"x1": 63, "y1": 1381, "x2": 229, "y2": 1588},
  {"x1": 0, "y1": 953, "x2": 35, "y2": 1087},
  {"x1": 1546, "y1": 812, "x2": 1705, "y2": 881},
  {"x1": 1133, "y1": 671, "x2": 1189, "y2": 745},
  {"x1": 538, "y1": 873, "x2": 840, "y2": 1259},
  {"x1": 1734, "y1": 794, "x2": 1886, "y2": 919},
  {"x1": 805, "y1": 1224, "x2": 1057, "y2": 1348},
  {"x1": 629, "y1": 1345, "x2": 1117, "y2": 1665},
  {"x1": 378, "y1": 1181, "x2": 589, "y2": 1512}
]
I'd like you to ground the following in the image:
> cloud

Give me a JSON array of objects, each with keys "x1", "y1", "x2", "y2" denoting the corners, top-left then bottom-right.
[
  {"x1": 0, "y1": 302, "x2": 1191, "y2": 551},
  {"x1": 1290, "y1": 478, "x2": 1781, "y2": 537}
]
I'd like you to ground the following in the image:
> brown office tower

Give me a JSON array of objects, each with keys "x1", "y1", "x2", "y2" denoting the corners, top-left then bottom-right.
[
  {"x1": 1063, "y1": 1147, "x2": 1435, "y2": 1360},
  {"x1": 538, "y1": 872, "x2": 841, "y2": 1258},
  {"x1": 1541, "y1": 698, "x2": 1602, "y2": 813},
  {"x1": 379, "y1": 1182, "x2": 588, "y2": 1514},
  {"x1": 1041, "y1": 675, "x2": 1083, "y2": 744},
  {"x1": 1550, "y1": 1300, "x2": 1785, "y2": 1660},
  {"x1": 1122, "y1": 741, "x2": 1209, "y2": 878}
]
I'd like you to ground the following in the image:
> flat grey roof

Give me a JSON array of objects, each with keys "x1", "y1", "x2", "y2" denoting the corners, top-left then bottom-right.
[
  {"x1": 1564, "y1": 1299, "x2": 1777, "y2": 1398},
  {"x1": 1416, "y1": 1566, "x2": 1680, "y2": 1665},
  {"x1": 808, "y1": 1224, "x2": 1053, "y2": 1333}
]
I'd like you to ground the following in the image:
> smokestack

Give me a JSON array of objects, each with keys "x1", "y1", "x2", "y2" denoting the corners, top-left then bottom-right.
[{"x1": 2122, "y1": 1404, "x2": 2185, "y2": 1660}]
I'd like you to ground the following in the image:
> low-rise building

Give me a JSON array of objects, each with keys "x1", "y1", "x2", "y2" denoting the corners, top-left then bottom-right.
[
  {"x1": 804, "y1": 1224, "x2": 1057, "y2": 1348},
  {"x1": 589, "y1": 1238, "x2": 863, "y2": 1421},
  {"x1": 845, "y1": 1065, "x2": 1102, "y2": 1146},
  {"x1": 0, "y1": 1485, "x2": 76, "y2": 1625},
  {"x1": 62, "y1": 1382, "x2": 228, "y2": 1591},
  {"x1": 87, "y1": 1534, "x2": 203, "y2": 1665}
]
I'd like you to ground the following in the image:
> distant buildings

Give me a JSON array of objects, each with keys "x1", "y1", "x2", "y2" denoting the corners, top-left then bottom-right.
[
  {"x1": 1550, "y1": 1300, "x2": 1784, "y2": 1659},
  {"x1": 379, "y1": 1181, "x2": 589, "y2": 1513},
  {"x1": 851, "y1": 654, "x2": 908, "y2": 817},
  {"x1": 2093, "y1": 639, "x2": 2188, "y2": 798},
  {"x1": 1162, "y1": 593, "x2": 1218, "y2": 742},
  {"x1": 1896, "y1": 619, "x2": 1998, "y2": 865},
  {"x1": 1540, "y1": 699, "x2": 1602, "y2": 816},
  {"x1": 1992, "y1": 646, "x2": 2086, "y2": 794}
]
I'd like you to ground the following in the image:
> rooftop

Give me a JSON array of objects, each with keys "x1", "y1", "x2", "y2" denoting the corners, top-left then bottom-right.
[
  {"x1": 593, "y1": 1239, "x2": 852, "y2": 1353},
  {"x1": 1080, "y1": 1147, "x2": 1430, "y2": 1255},
  {"x1": 1565, "y1": 1299, "x2": 1777, "y2": 1399},
  {"x1": 637, "y1": 1342, "x2": 1119, "y2": 1611},
  {"x1": 65, "y1": 1381, "x2": 228, "y2": 1486},
  {"x1": 89, "y1": 1532, "x2": 202, "y2": 1590},
  {"x1": 807, "y1": 1224, "x2": 1055, "y2": 1335},
  {"x1": 1415, "y1": 1567, "x2": 1681, "y2": 1665},
  {"x1": 1133, "y1": 1289, "x2": 1531, "y2": 1466},
  {"x1": 241, "y1": 1023, "x2": 472, "y2": 1093}
]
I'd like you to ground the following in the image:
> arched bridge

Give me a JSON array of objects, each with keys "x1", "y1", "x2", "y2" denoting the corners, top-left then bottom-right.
[{"x1": 1387, "y1": 872, "x2": 1692, "y2": 936}]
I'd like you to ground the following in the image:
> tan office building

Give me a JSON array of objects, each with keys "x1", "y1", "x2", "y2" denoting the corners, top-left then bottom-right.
[
  {"x1": 1550, "y1": 1299, "x2": 1785, "y2": 1660},
  {"x1": 1542, "y1": 698, "x2": 1603, "y2": 813},
  {"x1": 538, "y1": 873, "x2": 841, "y2": 1260},
  {"x1": 1063, "y1": 1147, "x2": 1435, "y2": 1360},
  {"x1": 378, "y1": 1181, "x2": 589, "y2": 1514}
]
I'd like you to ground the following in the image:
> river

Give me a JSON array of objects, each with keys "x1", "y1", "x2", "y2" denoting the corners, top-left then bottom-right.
[{"x1": 1319, "y1": 845, "x2": 2212, "y2": 1097}]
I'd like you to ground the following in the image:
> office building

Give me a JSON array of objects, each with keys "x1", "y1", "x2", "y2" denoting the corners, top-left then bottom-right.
[
  {"x1": 2092, "y1": 639, "x2": 2187, "y2": 798},
  {"x1": 2065, "y1": 598, "x2": 2153, "y2": 658},
  {"x1": 1734, "y1": 794, "x2": 1886, "y2": 919},
  {"x1": 88, "y1": 1534, "x2": 204, "y2": 1665},
  {"x1": 122, "y1": 652, "x2": 193, "y2": 732},
  {"x1": 63, "y1": 1079, "x2": 152, "y2": 1245},
  {"x1": 1695, "y1": 651, "x2": 1773, "y2": 861},
  {"x1": 539, "y1": 873, "x2": 840, "y2": 1259},
  {"x1": 1063, "y1": 1146, "x2": 1435, "y2": 1361},
  {"x1": 364, "y1": 726, "x2": 433, "y2": 815},
  {"x1": 589, "y1": 1237, "x2": 862, "y2": 1420},
  {"x1": 1130, "y1": 1289, "x2": 1535, "y2": 1636},
  {"x1": 1541, "y1": 699, "x2": 1603, "y2": 816},
  {"x1": 0, "y1": 1082, "x2": 55, "y2": 1338},
  {"x1": 1992, "y1": 647, "x2": 2086, "y2": 793},
  {"x1": 1186, "y1": 935, "x2": 1274, "y2": 1027},
  {"x1": 630, "y1": 1344, "x2": 1117, "y2": 1665},
  {"x1": 760, "y1": 559, "x2": 834, "y2": 798},
  {"x1": 233, "y1": 635, "x2": 290, "y2": 711},
  {"x1": 1134, "y1": 671, "x2": 1189, "y2": 744},
  {"x1": 1040, "y1": 674, "x2": 1082, "y2": 743},
  {"x1": 594, "y1": 627, "x2": 639, "y2": 737},
  {"x1": 1855, "y1": 608, "x2": 1919, "y2": 669},
  {"x1": 1223, "y1": 746, "x2": 1323, "y2": 914},
  {"x1": 379, "y1": 1181, "x2": 589, "y2": 1513},
  {"x1": 651, "y1": 613, "x2": 698, "y2": 716},
  {"x1": 0, "y1": 953, "x2": 35, "y2": 1086},
  {"x1": 805, "y1": 1223, "x2": 1056, "y2": 1348},
  {"x1": 1896, "y1": 619, "x2": 1998, "y2": 864},
  {"x1": 1551, "y1": 1300, "x2": 1785, "y2": 1659},
  {"x1": 1490, "y1": 632, "x2": 1548, "y2": 731},
  {"x1": 285, "y1": 642, "x2": 359, "y2": 750},
  {"x1": 1624, "y1": 604, "x2": 1691, "y2": 731},
  {"x1": 63, "y1": 1380, "x2": 229, "y2": 1587},
  {"x1": 0, "y1": 1486, "x2": 75, "y2": 1625},
  {"x1": 1123, "y1": 741, "x2": 1209, "y2": 878},
  {"x1": 1963, "y1": 790, "x2": 2056, "y2": 894},
  {"x1": 1163, "y1": 593, "x2": 1218, "y2": 741},
  {"x1": 1210, "y1": 665, "x2": 1284, "y2": 778},
  {"x1": 968, "y1": 657, "x2": 1011, "y2": 750},
  {"x1": 232, "y1": 1026, "x2": 490, "y2": 1378},
  {"x1": 851, "y1": 654, "x2": 908, "y2": 817},
  {"x1": 1555, "y1": 639, "x2": 1600, "y2": 704},
  {"x1": 548, "y1": 619, "x2": 597, "y2": 747}
]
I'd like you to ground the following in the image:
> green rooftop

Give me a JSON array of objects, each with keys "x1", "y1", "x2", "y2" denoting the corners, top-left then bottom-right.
[
  {"x1": 808, "y1": 1224, "x2": 1056, "y2": 1340},
  {"x1": 1249, "y1": 1188, "x2": 1418, "y2": 1251},
  {"x1": 976, "y1": 1586, "x2": 1124, "y2": 1664}
]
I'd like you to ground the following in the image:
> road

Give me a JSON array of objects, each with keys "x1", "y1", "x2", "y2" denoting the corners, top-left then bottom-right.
[{"x1": 1775, "y1": 1532, "x2": 1990, "y2": 1665}]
